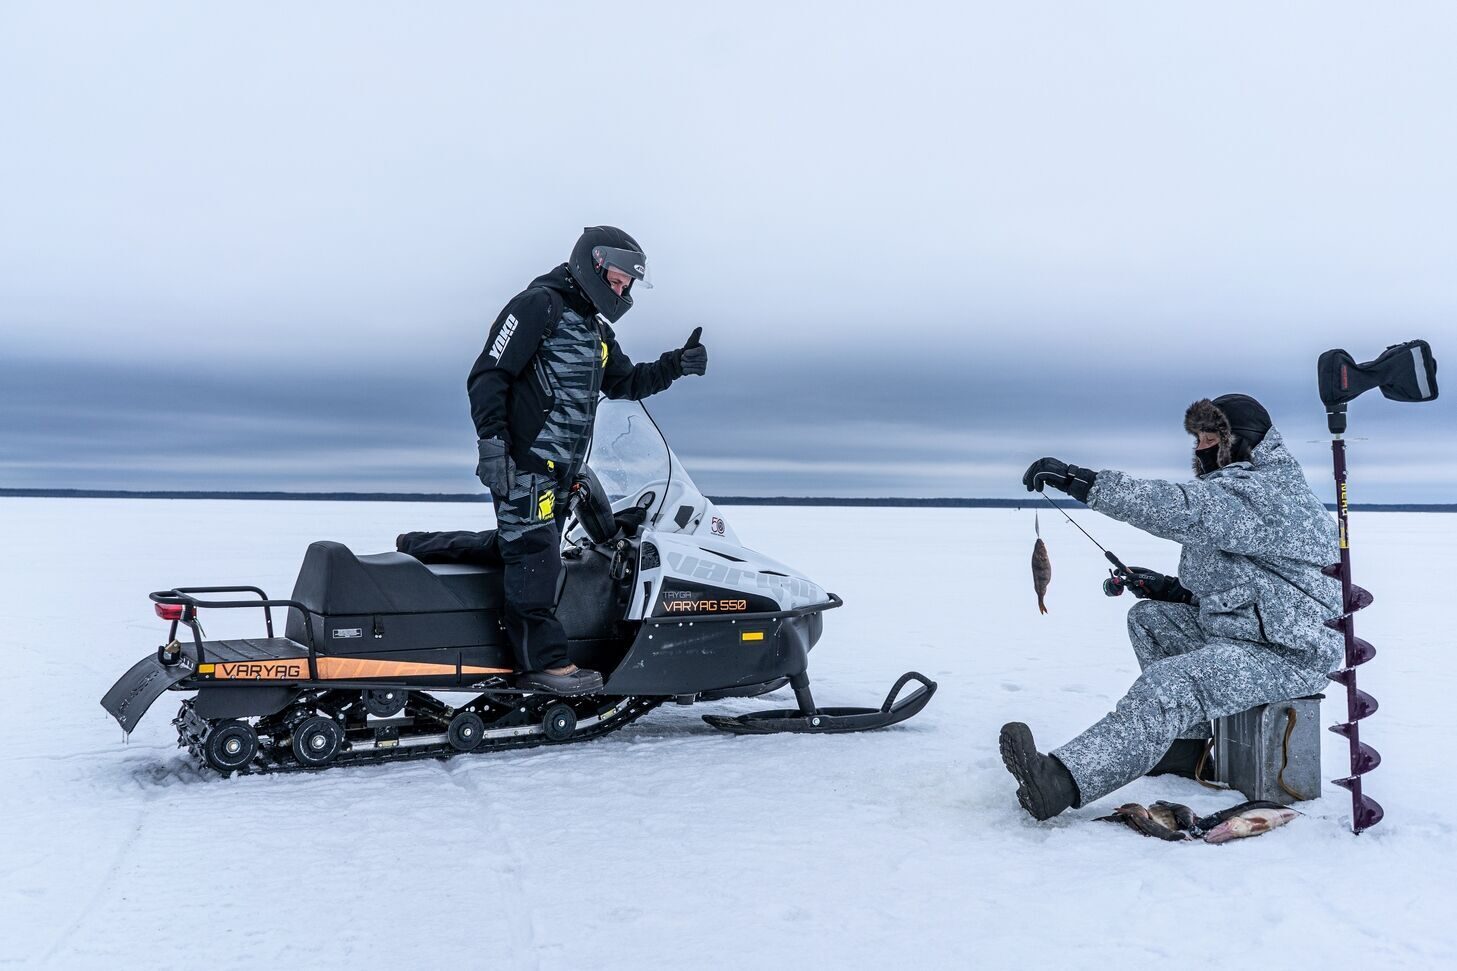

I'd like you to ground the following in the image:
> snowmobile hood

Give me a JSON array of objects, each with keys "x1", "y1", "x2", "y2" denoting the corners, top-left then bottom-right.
[{"x1": 528, "y1": 264, "x2": 597, "y2": 319}]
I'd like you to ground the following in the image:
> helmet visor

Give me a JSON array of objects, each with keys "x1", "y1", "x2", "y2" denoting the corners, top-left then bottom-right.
[{"x1": 593, "y1": 245, "x2": 652, "y2": 289}]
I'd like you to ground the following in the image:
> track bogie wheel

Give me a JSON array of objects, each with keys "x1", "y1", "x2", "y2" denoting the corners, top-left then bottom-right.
[
  {"x1": 203, "y1": 719, "x2": 259, "y2": 774},
  {"x1": 291, "y1": 714, "x2": 344, "y2": 767},
  {"x1": 447, "y1": 711, "x2": 486, "y2": 752},
  {"x1": 363, "y1": 688, "x2": 409, "y2": 718},
  {"x1": 542, "y1": 703, "x2": 577, "y2": 742}
]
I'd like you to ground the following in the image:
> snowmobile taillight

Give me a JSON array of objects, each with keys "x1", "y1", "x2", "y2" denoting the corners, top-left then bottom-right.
[{"x1": 155, "y1": 603, "x2": 186, "y2": 622}]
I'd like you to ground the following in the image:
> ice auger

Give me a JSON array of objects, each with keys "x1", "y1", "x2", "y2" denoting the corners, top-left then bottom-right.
[{"x1": 1317, "y1": 339, "x2": 1439, "y2": 834}]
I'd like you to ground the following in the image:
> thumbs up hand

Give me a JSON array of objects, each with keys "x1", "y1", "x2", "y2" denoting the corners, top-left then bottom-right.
[{"x1": 675, "y1": 326, "x2": 708, "y2": 376}]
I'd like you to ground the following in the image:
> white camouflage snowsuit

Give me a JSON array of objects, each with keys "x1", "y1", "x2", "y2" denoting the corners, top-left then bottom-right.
[{"x1": 1051, "y1": 427, "x2": 1344, "y2": 805}]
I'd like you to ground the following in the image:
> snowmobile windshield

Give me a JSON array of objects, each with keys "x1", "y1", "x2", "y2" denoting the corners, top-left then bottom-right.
[
  {"x1": 587, "y1": 399, "x2": 672, "y2": 503},
  {"x1": 594, "y1": 246, "x2": 652, "y2": 288}
]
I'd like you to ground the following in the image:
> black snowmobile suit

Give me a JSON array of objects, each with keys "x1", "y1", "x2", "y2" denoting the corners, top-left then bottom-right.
[
  {"x1": 468, "y1": 265, "x2": 686, "y2": 477},
  {"x1": 466, "y1": 264, "x2": 686, "y2": 673}
]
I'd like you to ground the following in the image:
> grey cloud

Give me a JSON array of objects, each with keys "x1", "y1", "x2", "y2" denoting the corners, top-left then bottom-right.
[
  {"x1": 0, "y1": 3, "x2": 1452, "y2": 500},
  {"x1": 3, "y1": 349, "x2": 1448, "y2": 500}
]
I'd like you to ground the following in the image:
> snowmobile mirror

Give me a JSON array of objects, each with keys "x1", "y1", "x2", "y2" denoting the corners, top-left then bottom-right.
[{"x1": 1318, "y1": 340, "x2": 1438, "y2": 433}]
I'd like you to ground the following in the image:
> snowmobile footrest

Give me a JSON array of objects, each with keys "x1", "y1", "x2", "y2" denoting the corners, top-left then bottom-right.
[{"x1": 701, "y1": 671, "x2": 936, "y2": 735}]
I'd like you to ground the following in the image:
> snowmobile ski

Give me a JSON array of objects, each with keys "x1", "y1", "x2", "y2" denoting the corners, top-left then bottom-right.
[{"x1": 702, "y1": 671, "x2": 936, "y2": 735}]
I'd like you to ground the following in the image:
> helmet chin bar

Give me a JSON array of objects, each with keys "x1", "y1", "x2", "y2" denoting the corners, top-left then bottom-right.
[{"x1": 569, "y1": 227, "x2": 647, "y2": 323}]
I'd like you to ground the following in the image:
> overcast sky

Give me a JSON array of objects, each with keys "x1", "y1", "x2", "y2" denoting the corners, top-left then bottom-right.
[{"x1": 2, "y1": 2, "x2": 1453, "y2": 500}]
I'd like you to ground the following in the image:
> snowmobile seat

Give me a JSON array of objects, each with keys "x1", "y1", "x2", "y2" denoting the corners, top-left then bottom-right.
[
  {"x1": 286, "y1": 541, "x2": 504, "y2": 623},
  {"x1": 283, "y1": 542, "x2": 507, "y2": 657},
  {"x1": 423, "y1": 561, "x2": 506, "y2": 610}
]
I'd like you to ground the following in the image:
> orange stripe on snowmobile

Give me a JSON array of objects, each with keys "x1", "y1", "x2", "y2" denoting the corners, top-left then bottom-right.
[{"x1": 211, "y1": 658, "x2": 512, "y2": 681}]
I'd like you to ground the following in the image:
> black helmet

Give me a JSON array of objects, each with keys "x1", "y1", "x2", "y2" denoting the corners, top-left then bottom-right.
[{"x1": 568, "y1": 226, "x2": 650, "y2": 323}]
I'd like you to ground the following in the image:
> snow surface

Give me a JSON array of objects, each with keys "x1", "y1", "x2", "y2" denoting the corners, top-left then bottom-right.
[{"x1": 3, "y1": 497, "x2": 1456, "y2": 968}]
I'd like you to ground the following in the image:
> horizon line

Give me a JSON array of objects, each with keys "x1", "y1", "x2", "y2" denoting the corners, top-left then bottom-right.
[{"x1": 1, "y1": 488, "x2": 1452, "y2": 513}]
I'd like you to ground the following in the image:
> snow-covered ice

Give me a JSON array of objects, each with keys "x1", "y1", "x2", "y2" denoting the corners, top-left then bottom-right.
[{"x1": 3, "y1": 497, "x2": 1455, "y2": 967}]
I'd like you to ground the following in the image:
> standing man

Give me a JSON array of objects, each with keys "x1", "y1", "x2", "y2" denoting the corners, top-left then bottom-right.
[{"x1": 468, "y1": 227, "x2": 708, "y2": 694}]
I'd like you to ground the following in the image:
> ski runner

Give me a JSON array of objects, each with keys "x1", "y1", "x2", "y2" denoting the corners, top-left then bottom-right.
[
  {"x1": 1001, "y1": 394, "x2": 1343, "y2": 820},
  {"x1": 467, "y1": 227, "x2": 708, "y2": 694}
]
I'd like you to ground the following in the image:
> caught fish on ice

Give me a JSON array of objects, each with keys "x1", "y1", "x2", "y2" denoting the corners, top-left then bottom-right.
[
  {"x1": 1095, "y1": 799, "x2": 1300, "y2": 844},
  {"x1": 1199, "y1": 802, "x2": 1300, "y2": 844},
  {"x1": 1031, "y1": 512, "x2": 1052, "y2": 614}
]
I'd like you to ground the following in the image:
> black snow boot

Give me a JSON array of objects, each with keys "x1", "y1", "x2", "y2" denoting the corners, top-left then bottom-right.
[
  {"x1": 999, "y1": 722, "x2": 1080, "y2": 821},
  {"x1": 1147, "y1": 738, "x2": 1210, "y2": 780},
  {"x1": 518, "y1": 667, "x2": 604, "y2": 696}
]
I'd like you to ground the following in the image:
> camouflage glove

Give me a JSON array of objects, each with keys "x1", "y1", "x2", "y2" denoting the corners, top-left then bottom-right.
[
  {"x1": 1124, "y1": 567, "x2": 1194, "y2": 604},
  {"x1": 476, "y1": 438, "x2": 514, "y2": 499}
]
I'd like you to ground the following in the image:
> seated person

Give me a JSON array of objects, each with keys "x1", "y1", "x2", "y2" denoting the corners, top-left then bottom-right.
[{"x1": 1001, "y1": 394, "x2": 1343, "y2": 820}]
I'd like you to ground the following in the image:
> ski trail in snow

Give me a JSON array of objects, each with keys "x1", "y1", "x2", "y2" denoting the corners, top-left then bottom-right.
[
  {"x1": 439, "y1": 760, "x2": 546, "y2": 966},
  {"x1": 36, "y1": 798, "x2": 153, "y2": 965}
]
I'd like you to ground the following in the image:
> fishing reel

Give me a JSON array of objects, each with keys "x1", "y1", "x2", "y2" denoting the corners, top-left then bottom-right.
[{"x1": 1102, "y1": 551, "x2": 1132, "y2": 598}]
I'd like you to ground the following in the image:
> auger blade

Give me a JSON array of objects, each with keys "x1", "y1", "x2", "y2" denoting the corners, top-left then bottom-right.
[
  {"x1": 1331, "y1": 778, "x2": 1385, "y2": 833},
  {"x1": 1350, "y1": 688, "x2": 1379, "y2": 720},
  {"x1": 1346, "y1": 584, "x2": 1374, "y2": 612},
  {"x1": 1352, "y1": 796, "x2": 1385, "y2": 833},
  {"x1": 1322, "y1": 562, "x2": 1343, "y2": 579},
  {"x1": 1327, "y1": 738, "x2": 1383, "y2": 775},
  {"x1": 1328, "y1": 652, "x2": 1376, "y2": 688},
  {"x1": 1349, "y1": 637, "x2": 1376, "y2": 665}
]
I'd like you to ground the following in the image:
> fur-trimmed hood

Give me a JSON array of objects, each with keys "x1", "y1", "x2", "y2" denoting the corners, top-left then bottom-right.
[
  {"x1": 1184, "y1": 394, "x2": 1273, "y2": 476},
  {"x1": 1185, "y1": 398, "x2": 1235, "y2": 473}
]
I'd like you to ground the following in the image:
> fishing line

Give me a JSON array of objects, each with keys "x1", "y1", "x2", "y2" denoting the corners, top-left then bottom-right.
[{"x1": 1037, "y1": 492, "x2": 1127, "y2": 572}]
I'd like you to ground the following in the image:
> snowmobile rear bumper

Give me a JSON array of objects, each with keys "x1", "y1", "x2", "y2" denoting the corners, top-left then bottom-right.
[{"x1": 702, "y1": 671, "x2": 937, "y2": 735}]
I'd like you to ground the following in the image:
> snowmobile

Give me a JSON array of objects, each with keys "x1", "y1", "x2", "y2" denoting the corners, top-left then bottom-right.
[{"x1": 101, "y1": 399, "x2": 936, "y2": 774}]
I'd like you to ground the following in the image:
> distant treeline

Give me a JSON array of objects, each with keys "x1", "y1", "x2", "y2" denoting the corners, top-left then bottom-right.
[{"x1": 1, "y1": 488, "x2": 1453, "y2": 513}]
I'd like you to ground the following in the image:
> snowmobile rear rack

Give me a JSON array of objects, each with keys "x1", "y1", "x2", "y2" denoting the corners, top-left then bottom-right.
[
  {"x1": 149, "y1": 586, "x2": 322, "y2": 674},
  {"x1": 702, "y1": 670, "x2": 937, "y2": 735}
]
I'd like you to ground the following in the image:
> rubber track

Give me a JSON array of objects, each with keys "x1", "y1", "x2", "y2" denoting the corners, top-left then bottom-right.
[{"x1": 176, "y1": 696, "x2": 663, "y2": 776}]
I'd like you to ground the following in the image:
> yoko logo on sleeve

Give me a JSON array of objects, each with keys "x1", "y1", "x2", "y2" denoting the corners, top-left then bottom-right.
[{"x1": 489, "y1": 315, "x2": 519, "y2": 361}]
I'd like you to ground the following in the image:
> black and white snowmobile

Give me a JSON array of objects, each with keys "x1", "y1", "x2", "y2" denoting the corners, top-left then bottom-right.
[{"x1": 101, "y1": 399, "x2": 935, "y2": 774}]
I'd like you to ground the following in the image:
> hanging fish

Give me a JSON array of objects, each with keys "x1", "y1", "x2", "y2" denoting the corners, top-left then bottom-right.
[{"x1": 1031, "y1": 513, "x2": 1052, "y2": 614}]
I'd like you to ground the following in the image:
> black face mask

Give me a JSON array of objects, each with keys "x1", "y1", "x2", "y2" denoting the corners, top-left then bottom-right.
[{"x1": 1195, "y1": 445, "x2": 1220, "y2": 476}]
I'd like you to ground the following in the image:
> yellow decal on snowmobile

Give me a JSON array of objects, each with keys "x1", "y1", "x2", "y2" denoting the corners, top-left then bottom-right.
[
  {"x1": 196, "y1": 663, "x2": 215, "y2": 675},
  {"x1": 741, "y1": 631, "x2": 765, "y2": 642},
  {"x1": 601, "y1": 341, "x2": 609, "y2": 366},
  {"x1": 538, "y1": 489, "x2": 555, "y2": 521}
]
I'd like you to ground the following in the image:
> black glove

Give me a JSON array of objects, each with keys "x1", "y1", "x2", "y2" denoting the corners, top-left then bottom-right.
[
  {"x1": 1124, "y1": 567, "x2": 1194, "y2": 604},
  {"x1": 476, "y1": 438, "x2": 514, "y2": 498},
  {"x1": 674, "y1": 326, "x2": 708, "y2": 377},
  {"x1": 1022, "y1": 457, "x2": 1098, "y2": 504}
]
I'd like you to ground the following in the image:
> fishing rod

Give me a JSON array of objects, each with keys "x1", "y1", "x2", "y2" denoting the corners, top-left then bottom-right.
[{"x1": 1035, "y1": 491, "x2": 1134, "y2": 597}]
